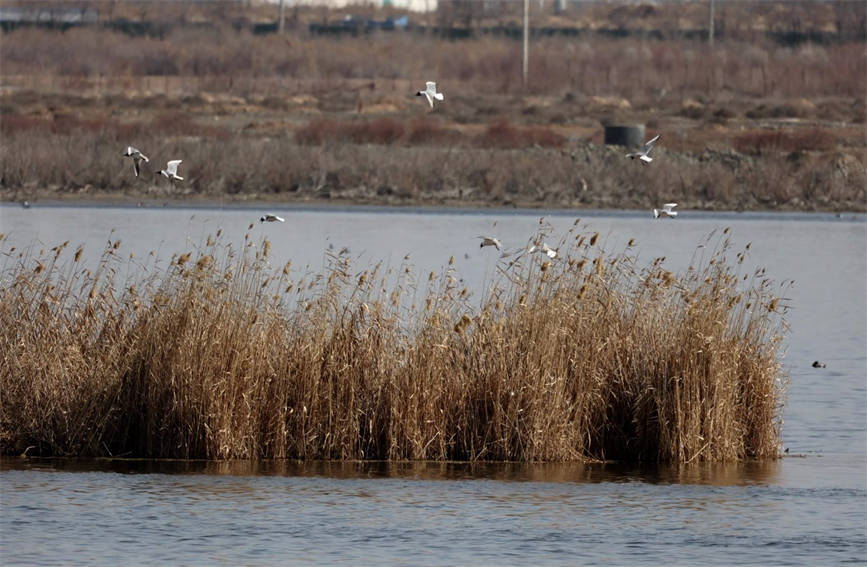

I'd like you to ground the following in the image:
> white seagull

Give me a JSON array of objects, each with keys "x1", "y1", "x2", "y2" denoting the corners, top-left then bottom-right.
[
  {"x1": 260, "y1": 214, "x2": 285, "y2": 223},
  {"x1": 527, "y1": 243, "x2": 557, "y2": 258},
  {"x1": 626, "y1": 134, "x2": 660, "y2": 164},
  {"x1": 653, "y1": 203, "x2": 678, "y2": 218},
  {"x1": 159, "y1": 160, "x2": 184, "y2": 181},
  {"x1": 416, "y1": 81, "x2": 444, "y2": 108},
  {"x1": 478, "y1": 236, "x2": 502, "y2": 251},
  {"x1": 540, "y1": 243, "x2": 558, "y2": 258},
  {"x1": 123, "y1": 146, "x2": 149, "y2": 177}
]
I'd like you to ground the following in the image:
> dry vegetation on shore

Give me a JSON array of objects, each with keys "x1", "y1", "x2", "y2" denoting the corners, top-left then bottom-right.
[
  {"x1": 1, "y1": 2, "x2": 865, "y2": 210},
  {"x1": 0, "y1": 226, "x2": 786, "y2": 462}
]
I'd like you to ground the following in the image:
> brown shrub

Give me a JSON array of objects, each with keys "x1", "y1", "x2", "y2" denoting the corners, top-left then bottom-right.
[
  {"x1": 406, "y1": 118, "x2": 462, "y2": 146},
  {"x1": 348, "y1": 117, "x2": 405, "y2": 145},
  {"x1": 733, "y1": 128, "x2": 837, "y2": 154},
  {"x1": 477, "y1": 120, "x2": 566, "y2": 149},
  {"x1": 295, "y1": 118, "x2": 341, "y2": 145},
  {"x1": 0, "y1": 114, "x2": 49, "y2": 134}
]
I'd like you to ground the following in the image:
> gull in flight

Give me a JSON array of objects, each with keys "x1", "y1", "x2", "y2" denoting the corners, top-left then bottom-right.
[
  {"x1": 540, "y1": 243, "x2": 558, "y2": 258},
  {"x1": 159, "y1": 160, "x2": 184, "y2": 181},
  {"x1": 653, "y1": 203, "x2": 678, "y2": 218},
  {"x1": 626, "y1": 134, "x2": 660, "y2": 164},
  {"x1": 123, "y1": 146, "x2": 149, "y2": 177},
  {"x1": 416, "y1": 81, "x2": 444, "y2": 108},
  {"x1": 260, "y1": 214, "x2": 285, "y2": 223},
  {"x1": 527, "y1": 243, "x2": 557, "y2": 258},
  {"x1": 478, "y1": 236, "x2": 502, "y2": 251}
]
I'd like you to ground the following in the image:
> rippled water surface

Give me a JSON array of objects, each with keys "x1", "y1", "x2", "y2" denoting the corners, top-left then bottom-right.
[{"x1": 1, "y1": 204, "x2": 865, "y2": 565}]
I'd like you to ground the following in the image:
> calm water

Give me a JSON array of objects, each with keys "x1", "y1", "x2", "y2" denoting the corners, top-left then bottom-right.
[{"x1": 1, "y1": 204, "x2": 865, "y2": 565}]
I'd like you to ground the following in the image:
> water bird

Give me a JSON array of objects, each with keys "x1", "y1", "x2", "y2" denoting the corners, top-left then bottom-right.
[
  {"x1": 478, "y1": 236, "x2": 502, "y2": 251},
  {"x1": 159, "y1": 160, "x2": 184, "y2": 181},
  {"x1": 260, "y1": 214, "x2": 285, "y2": 223},
  {"x1": 626, "y1": 134, "x2": 660, "y2": 163},
  {"x1": 653, "y1": 203, "x2": 678, "y2": 218},
  {"x1": 527, "y1": 243, "x2": 557, "y2": 258},
  {"x1": 123, "y1": 146, "x2": 149, "y2": 177},
  {"x1": 540, "y1": 243, "x2": 557, "y2": 258},
  {"x1": 812, "y1": 360, "x2": 826, "y2": 368},
  {"x1": 416, "y1": 81, "x2": 444, "y2": 108}
]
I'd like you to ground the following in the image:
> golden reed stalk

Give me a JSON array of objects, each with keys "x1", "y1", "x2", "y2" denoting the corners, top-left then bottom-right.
[{"x1": 0, "y1": 226, "x2": 787, "y2": 462}]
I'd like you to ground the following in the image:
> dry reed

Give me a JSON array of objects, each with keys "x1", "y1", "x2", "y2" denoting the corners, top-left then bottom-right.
[{"x1": 0, "y1": 226, "x2": 787, "y2": 462}]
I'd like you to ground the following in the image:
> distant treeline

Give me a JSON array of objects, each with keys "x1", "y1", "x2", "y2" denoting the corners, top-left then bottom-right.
[{"x1": 1, "y1": 9, "x2": 864, "y2": 46}]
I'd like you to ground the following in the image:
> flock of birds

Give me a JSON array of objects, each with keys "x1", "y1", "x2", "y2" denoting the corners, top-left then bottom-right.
[{"x1": 121, "y1": 80, "x2": 677, "y2": 228}]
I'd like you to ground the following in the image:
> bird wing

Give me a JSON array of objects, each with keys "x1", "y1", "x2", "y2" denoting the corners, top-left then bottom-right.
[
  {"x1": 644, "y1": 135, "x2": 660, "y2": 152},
  {"x1": 423, "y1": 91, "x2": 434, "y2": 107},
  {"x1": 133, "y1": 160, "x2": 140, "y2": 177},
  {"x1": 166, "y1": 160, "x2": 182, "y2": 174},
  {"x1": 640, "y1": 155, "x2": 653, "y2": 163},
  {"x1": 426, "y1": 81, "x2": 436, "y2": 92},
  {"x1": 664, "y1": 203, "x2": 677, "y2": 209}
]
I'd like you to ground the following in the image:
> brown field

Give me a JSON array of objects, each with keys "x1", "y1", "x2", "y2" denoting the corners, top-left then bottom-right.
[
  {"x1": 0, "y1": 2, "x2": 867, "y2": 211},
  {"x1": 0, "y1": 225, "x2": 786, "y2": 462},
  {"x1": 1, "y1": 1, "x2": 866, "y2": 211}
]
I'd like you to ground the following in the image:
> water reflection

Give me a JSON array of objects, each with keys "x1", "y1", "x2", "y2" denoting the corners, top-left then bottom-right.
[{"x1": 0, "y1": 457, "x2": 782, "y2": 486}]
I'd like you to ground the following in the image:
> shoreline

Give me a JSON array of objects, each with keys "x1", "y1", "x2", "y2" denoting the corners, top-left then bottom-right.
[{"x1": 2, "y1": 191, "x2": 865, "y2": 219}]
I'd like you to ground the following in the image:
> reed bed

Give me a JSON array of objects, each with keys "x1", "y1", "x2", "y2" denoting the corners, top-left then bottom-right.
[{"x1": 0, "y1": 226, "x2": 787, "y2": 462}]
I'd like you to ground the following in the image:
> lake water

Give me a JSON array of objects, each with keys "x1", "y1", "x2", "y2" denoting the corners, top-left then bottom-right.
[{"x1": 1, "y1": 204, "x2": 865, "y2": 565}]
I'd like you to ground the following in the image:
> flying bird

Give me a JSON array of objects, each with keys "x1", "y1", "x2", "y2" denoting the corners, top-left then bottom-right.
[
  {"x1": 626, "y1": 134, "x2": 660, "y2": 164},
  {"x1": 260, "y1": 214, "x2": 285, "y2": 223},
  {"x1": 123, "y1": 146, "x2": 149, "y2": 177},
  {"x1": 540, "y1": 243, "x2": 557, "y2": 258},
  {"x1": 527, "y1": 243, "x2": 557, "y2": 258},
  {"x1": 478, "y1": 236, "x2": 502, "y2": 251},
  {"x1": 653, "y1": 203, "x2": 678, "y2": 218},
  {"x1": 159, "y1": 160, "x2": 184, "y2": 181},
  {"x1": 416, "y1": 81, "x2": 444, "y2": 108}
]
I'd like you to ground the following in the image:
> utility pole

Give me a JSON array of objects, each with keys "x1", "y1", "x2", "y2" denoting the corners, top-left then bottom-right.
[
  {"x1": 708, "y1": 0, "x2": 715, "y2": 47},
  {"x1": 523, "y1": 0, "x2": 529, "y2": 88}
]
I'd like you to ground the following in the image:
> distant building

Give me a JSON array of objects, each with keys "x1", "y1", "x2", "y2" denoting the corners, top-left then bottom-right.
[
  {"x1": 277, "y1": 0, "x2": 437, "y2": 12},
  {"x1": 0, "y1": 5, "x2": 98, "y2": 29}
]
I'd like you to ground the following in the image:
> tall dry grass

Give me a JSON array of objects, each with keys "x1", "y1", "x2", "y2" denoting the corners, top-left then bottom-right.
[
  {"x1": 3, "y1": 120, "x2": 863, "y2": 210},
  {"x1": 0, "y1": 226, "x2": 786, "y2": 462},
  {"x1": 2, "y1": 26, "x2": 865, "y2": 99}
]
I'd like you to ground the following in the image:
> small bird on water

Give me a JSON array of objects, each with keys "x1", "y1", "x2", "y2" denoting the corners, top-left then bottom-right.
[
  {"x1": 123, "y1": 146, "x2": 149, "y2": 177},
  {"x1": 812, "y1": 360, "x2": 826, "y2": 368},
  {"x1": 260, "y1": 214, "x2": 285, "y2": 223}
]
